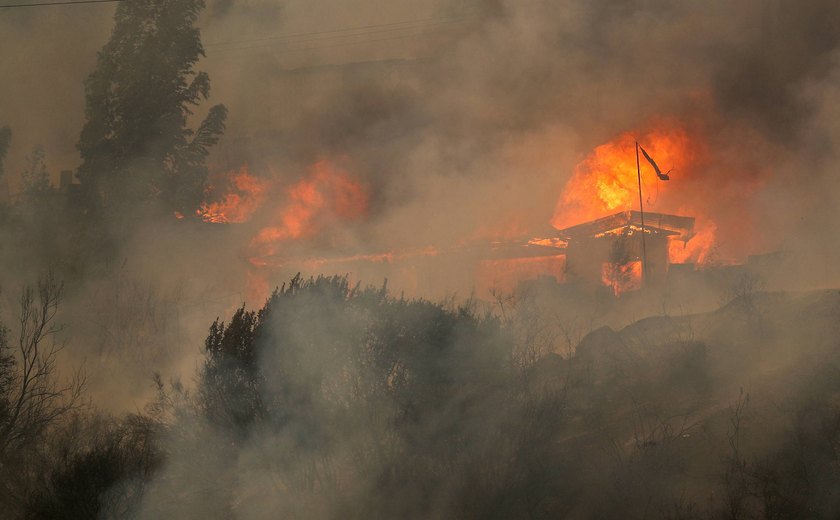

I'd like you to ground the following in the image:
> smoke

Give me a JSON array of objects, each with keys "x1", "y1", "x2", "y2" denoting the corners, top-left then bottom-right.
[
  {"x1": 184, "y1": 0, "x2": 840, "y2": 289},
  {"x1": 5, "y1": 2, "x2": 840, "y2": 510},
  {"x1": 0, "y1": 8, "x2": 111, "y2": 189},
  {"x1": 4, "y1": 0, "x2": 840, "y2": 262}
]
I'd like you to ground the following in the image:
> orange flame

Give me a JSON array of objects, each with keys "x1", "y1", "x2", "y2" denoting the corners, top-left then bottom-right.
[
  {"x1": 551, "y1": 124, "x2": 732, "y2": 268},
  {"x1": 601, "y1": 260, "x2": 642, "y2": 296},
  {"x1": 552, "y1": 127, "x2": 694, "y2": 230},
  {"x1": 198, "y1": 166, "x2": 269, "y2": 223},
  {"x1": 250, "y1": 159, "x2": 368, "y2": 258},
  {"x1": 197, "y1": 160, "x2": 370, "y2": 303},
  {"x1": 669, "y1": 220, "x2": 717, "y2": 265}
]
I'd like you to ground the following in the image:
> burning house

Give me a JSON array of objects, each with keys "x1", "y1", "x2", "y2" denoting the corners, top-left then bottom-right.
[
  {"x1": 468, "y1": 210, "x2": 698, "y2": 297},
  {"x1": 231, "y1": 207, "x2": 700, "y2": 300},
  {"x1": 555, "y1": 210, "x2": 695, "y2": 294}
]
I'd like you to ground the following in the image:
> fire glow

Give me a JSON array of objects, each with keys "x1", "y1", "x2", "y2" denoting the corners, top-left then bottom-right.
[
  {"x1": 196, "y1": 166, "x2": 269, "y2": 224},
  {"x1": 194, "y1": 159, "x2": 369, "y2": 302},
  {"x1": 249, "y1": 159, "x2": 368, "y2": 259},
  {"x1": 199, "y1": 120, "x2": 748, "y2": 301},
  {"x1": 552, "y1": 127, "x2": 693, "y2": 229},
  {"x1": 198, "y1": 166, "x2": 269, "y2": 224},
  {"x1": 601, "y1": 260, "x2": 642, "y2": 296},
  {"x1": 196, "y1": 158, "x2": 369, "y2": 256},
  {"x1": 552, "y1": 125, "x2": 718, "y2": 266}
]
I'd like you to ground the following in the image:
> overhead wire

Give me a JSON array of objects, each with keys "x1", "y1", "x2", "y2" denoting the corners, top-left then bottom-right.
[
  {"x1": 0, "y1": 3, "x2": 485, "y2": 63},
  {"x1": 206, "y1": 19, "x2": 475, "y2": 54},
  {"x1": 204, "y1": 13, "x2": 483, "y2": 61},
  {"x1": 0, "y1": 0, "x2": 122, "y2": 8},
  {"x1": 204, "y1": 13, "x2": 481, "y2": 48},
  {"x1": 0, "y1": 2, "x2": 482, "y2": 56}
]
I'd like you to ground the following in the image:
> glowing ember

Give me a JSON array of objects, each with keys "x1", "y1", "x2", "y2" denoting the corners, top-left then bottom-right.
[
  {"x1": 198, "y1": 166, "x2": 269, "y2": 224},
  {"x1": 527, "y1": 237, "x2": 566, "y2": 248},
  {"x1": 601, "y1": 260, "x2": 642, "y2": 296}
]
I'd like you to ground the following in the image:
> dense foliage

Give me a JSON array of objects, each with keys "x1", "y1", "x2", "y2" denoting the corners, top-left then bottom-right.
[
  {"x1": 3, "y1": 275, "x2": 840, "y2": 519},
  {"x1": 77, "y1": 0, "x2": 226, "y2": 216},
  {"x1": 183, "y1": 274, "x2": 553, "y2": 518}
]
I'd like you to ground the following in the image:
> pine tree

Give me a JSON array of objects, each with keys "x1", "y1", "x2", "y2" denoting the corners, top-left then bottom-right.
[{"x1": 77, "y1": 0, "x2": 227, "y2": 216}]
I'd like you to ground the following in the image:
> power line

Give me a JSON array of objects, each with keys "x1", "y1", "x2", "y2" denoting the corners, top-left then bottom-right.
[
  {"x1": 0, "y1": 2, "x2": 482, "y2": 61},
  {"x1": 0, "y1": 0, "x2": 122, "y2": 8},
  {"x1": 203, "y1": 14, "x2": 483, "y2": 60},
  {"x1": 204, "y1": 13, "x2": 481, "y2": 48}
]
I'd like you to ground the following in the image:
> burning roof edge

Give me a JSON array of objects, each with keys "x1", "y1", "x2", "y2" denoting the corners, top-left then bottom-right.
[{"x1": 554, "y1": 210, "x2": 695, "y2": 241}]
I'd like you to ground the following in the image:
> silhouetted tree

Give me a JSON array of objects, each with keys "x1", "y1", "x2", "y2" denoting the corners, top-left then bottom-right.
[
  {"x1": 200, "y1": 274, "x2": 512, "y2": 437},
  {"x1": 0, "y1": 274, "x2": 84, "y2": 457},
  {"x1": 0, "y1": 274, "x2": 86, "y2": 515},
  {"x1": 77, "y1": 0, "x2": 227, "y2": 216},
  {"x1": 22, "y1": 414, "x2": 161, "y2": 520},
  {"x1": 176, "y1": 274, "x2": 572, "y2": 519}
]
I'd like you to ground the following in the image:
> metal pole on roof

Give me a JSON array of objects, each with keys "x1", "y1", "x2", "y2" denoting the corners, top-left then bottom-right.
[{"x1": 635, "y1": 141, "x2": 648, "y2": 287}]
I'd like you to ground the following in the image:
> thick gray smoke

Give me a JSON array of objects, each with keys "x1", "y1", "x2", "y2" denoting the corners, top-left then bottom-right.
[
  {"x1": 3, "y1": 0, "x2": 840, "y2": 258},
  {"x1": 190, "y1": 0, "x2": 840, "y2": 278},
  {"x1": 0, "y1": 0, "x2": 837, "y2": 407},
  {"x1": 4, "y1": 1, "x2": 840, "y2": 517}
]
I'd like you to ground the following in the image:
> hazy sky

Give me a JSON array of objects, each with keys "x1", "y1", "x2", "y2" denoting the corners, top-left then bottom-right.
[{"x1": 0, "y1": 0, "x2": 458, "y2": 187}]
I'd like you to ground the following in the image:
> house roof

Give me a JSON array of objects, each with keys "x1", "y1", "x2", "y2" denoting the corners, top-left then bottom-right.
[{"x1": 554, "y1": 211, "x2": 695, "y2": 241}]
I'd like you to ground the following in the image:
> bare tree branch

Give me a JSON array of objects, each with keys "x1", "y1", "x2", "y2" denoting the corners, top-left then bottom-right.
[{"x1": 0, "y1": 272, "x2": 86, "y2": 456}]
